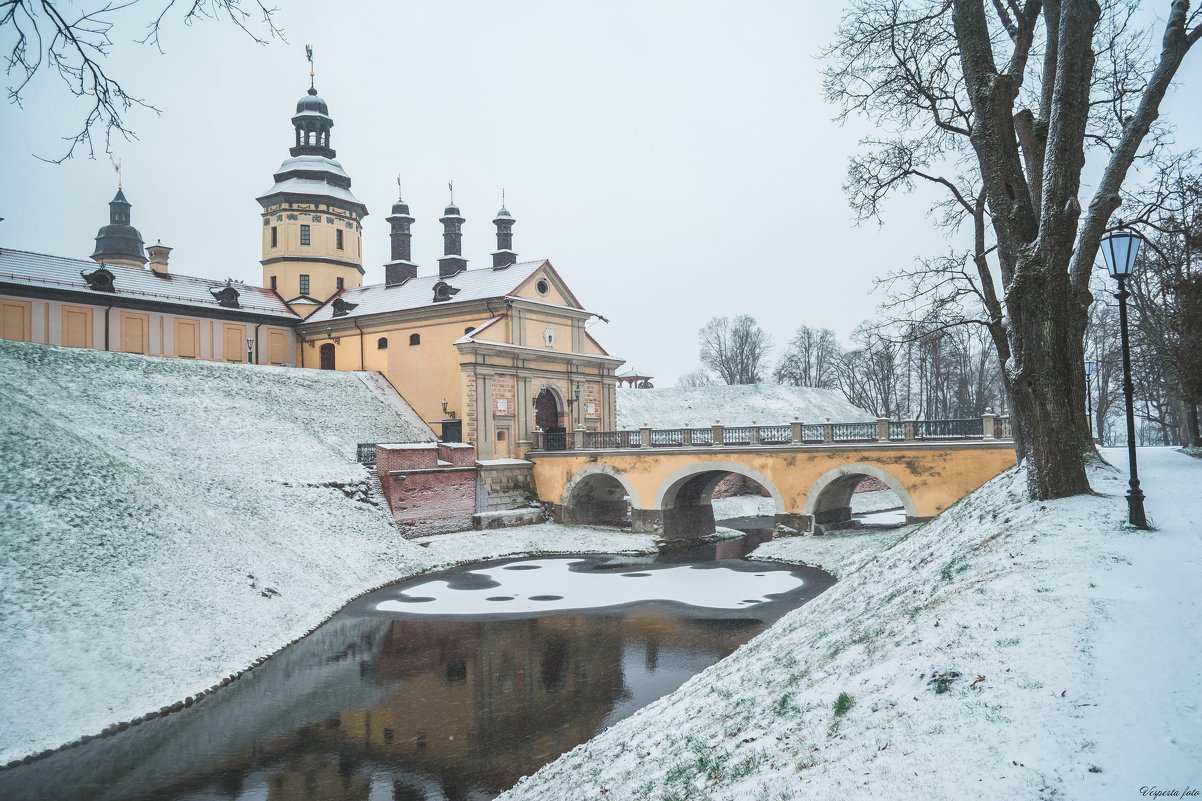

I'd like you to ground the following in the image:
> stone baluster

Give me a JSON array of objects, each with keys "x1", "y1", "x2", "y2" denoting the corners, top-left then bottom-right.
[
  {"x1": 982, "y1": 408, "x2": 995, "y2": 440},
  {"x1": 712, "y1": 421, "x2": 724, "y2": 446},
  {"x1": 790, "y1": 419, "x2": 803, "y2": 444}
]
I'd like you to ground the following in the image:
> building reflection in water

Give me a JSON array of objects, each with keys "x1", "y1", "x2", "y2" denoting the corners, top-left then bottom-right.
[{"x1": 0, "y1": 555, "x2": 829, "y2": 801}]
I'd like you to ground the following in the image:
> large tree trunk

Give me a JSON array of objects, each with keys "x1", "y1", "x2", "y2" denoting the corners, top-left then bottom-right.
[{"x1": 1008, "y1": 258, "x2": 1095, "y2": 497}]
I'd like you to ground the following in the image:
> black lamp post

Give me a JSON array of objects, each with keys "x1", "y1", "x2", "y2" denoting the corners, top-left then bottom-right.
[
  {"x1": 1084, "y1": 360, "x2": 1095, "y2": 442},
  {"x1": 1099, "y1": 229, "x2": 1149, "y2": 529}
]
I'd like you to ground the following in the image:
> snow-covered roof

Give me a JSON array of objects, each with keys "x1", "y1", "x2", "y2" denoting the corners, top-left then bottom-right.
[
  {"x1": 257, "y1": 176, "x2": 364, "y2": 207},
  {"x1": 304, "y1": 260, "x2": 548, "y2": 324},
  {"x1": 0, "y1": 248, "x2": 297, "y2": 319},
  {"x1": 616, "y1": 384, "x2": 876, "y2": 429}
]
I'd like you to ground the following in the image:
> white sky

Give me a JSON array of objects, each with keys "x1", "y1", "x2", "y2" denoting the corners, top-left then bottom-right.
[{"x1": 2, "y1": 1, "x2": 1200, "y2": 384}]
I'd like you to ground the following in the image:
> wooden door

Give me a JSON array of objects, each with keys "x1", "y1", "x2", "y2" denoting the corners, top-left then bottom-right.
[{"x1": 320, "y1": 343, "x2": 335, "y2": 370}]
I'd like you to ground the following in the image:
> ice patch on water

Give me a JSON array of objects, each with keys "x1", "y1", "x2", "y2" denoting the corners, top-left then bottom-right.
[{"x1": 376, "y1": 558, "x2": 805, "y2": 616}]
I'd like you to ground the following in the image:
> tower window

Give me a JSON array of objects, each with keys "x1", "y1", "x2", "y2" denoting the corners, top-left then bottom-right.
[
  {"x1": 270, "y1": 276, "x2": 277, "y2": 291},
  {"x1": 336, "y1": 277, "x2": 344, "y2": 290},
  {"x1": 300, "y1": 224, "x2": 311, "y2": 245},
  {"x1": 409, "y1": 333, "x2": 421, "y2": 346},
  {"x1": 377, "y1": 337, "x2": 388, "y2": 349},
  {"x1": 336, "y1": 229, "x2": 344, "y2": 250},
  {"x1": 299, "y1": 274, "x2": 310, "y2": 295},
  {"x1": 271, "y1": 226, "x2": 278, "y2": 248}
]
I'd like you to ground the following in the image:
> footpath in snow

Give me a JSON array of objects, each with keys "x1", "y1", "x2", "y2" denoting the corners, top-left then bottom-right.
[{"x1": 500, "y1": 448, "x2": 1202, "y2": 801}]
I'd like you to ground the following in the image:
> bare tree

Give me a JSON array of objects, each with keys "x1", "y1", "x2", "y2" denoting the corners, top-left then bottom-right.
[
  {"x1": 698, "y1": 315, "x2": 773, "y2": 385},
  {"x1": 3, "y1": 0, "x2": 284, "y2": 161},
  {"x1": 833, "y1": 324, "x2": 902, "y2": 417},
  {"x1": 824, "y1": 0, "x2": 1202, "y2": 500},
  {"x1": 774, "y1": 325, "x2": 840, "y2": 387},
  {"x1": 676, "y1": 368, "x2": 718, "y2": 388}
]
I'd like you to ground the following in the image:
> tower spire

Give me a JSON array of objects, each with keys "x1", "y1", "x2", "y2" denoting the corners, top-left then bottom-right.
[
  {"x1": 492, "y1": 191, "x2": 517, "y2": 269},
  {"x1": 306, "y1": 44, "x2": 315, "y2": 93}
]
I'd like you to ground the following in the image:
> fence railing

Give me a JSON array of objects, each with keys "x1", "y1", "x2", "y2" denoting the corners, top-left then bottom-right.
[
  {"x1": 528, "y1": 414, "x2": 1012, "y2": 452},
  {"x1": 356, "y1": 443, "x2": 377, "y2": 466}
]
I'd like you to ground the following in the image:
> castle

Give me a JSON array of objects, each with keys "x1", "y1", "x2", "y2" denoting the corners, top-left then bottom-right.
[{"x1": 0, "y1": 76, "x2": 625, "y2": 461}]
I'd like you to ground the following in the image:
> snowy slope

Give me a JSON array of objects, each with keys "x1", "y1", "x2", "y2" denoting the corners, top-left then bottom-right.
[
  {"x1": 0, "y1": 341, "x2": 443, "y2": 762},
  {"x1": 617, "y1": 384, "x2": 875, "y2": 429},
  {"x1": 501, "y1": 449, "x2": 1202, "y2": 801}
]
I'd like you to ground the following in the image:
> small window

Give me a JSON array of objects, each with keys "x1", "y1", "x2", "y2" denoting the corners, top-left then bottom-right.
[
  {"x1": 336, "y1": 229, "x2": 344, "y2": 250},
  {"x1": 409, "y1": 333, "x2": 421, "y2": 346},
  {"x1": 270, "y1": 276, "x2": 277, "y2": 291},
  {"x1": 536, "y1": 278, "x2": 549, "y2": 295},
  {"x1": 377, "y1": 337, "x2": 388, "y2": 349},
  {"x1": 300, "y1": 224, "x2": 311, "y2": 245},
  {"x1": 336, "y1": 277, "x2": 344, "y2": 290},
  {"x1": 271, "y1": 226, "x2": 278, "y2": 248},
  {"x1": 496, "y1": 430, "x2": 507, "y2": 442},
  {"x1": 299, "y1": 274, "x2": 310, "y2": 295}
]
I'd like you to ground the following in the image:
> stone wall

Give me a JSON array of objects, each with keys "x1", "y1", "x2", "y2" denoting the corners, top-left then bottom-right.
[{"x1": 476, "y1": 460, "x2": 537, "y2": 513}]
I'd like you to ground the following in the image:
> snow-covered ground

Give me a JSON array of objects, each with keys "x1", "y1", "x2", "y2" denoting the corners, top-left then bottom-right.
[
  {"x1": 501, "y1": 448, "x2": 1202, "y2": 800},
  {"x1": 616, "y1": 384, "x2": 875, "y2": 429}
]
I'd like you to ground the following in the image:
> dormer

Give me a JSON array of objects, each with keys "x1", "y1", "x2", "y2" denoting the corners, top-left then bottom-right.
[{"x1": 81, "y1": 267, "x2": 116, "y2": 293}]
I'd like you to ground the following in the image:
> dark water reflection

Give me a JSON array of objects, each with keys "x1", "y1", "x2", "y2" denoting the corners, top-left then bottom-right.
[{"x1": 0, "y1": 531, "x2": 831, "y2": 801}]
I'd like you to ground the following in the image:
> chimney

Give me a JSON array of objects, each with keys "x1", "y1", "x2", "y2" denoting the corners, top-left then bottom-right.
[
  {"x1": 147, "y1": 242, "x2": 172, "y2": 275},
  {"x1": 384, "y1": 197, "x2": 417, "y2": 286},
  {"x1": 491, "y1": 202, "x2": 517, "y2": 269},
  {"x1": 438, "y1": 199, "x2": 468, "y2": 279}
]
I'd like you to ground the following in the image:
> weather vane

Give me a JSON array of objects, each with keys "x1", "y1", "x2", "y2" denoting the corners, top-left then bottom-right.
[
  {"x1": 396, "y1": 174, "x2": 403, "y2": 200},
  {"x1": 305, "y1": 44, "x2": 314, "y2": 89},
  {"x1": 448, "y1": 180, "x2": 454, "y2": 205},
  {"x1": 113, "y1": 159, "x2": 122, "y2": 189},
  {"x1": 502, "y1": 187, "x2": 506, "y2": 207}
]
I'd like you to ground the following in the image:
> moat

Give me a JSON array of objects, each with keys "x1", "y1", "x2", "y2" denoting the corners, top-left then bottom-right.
[{"x1": 0, "y1": 528, "x2": 834, "y2": 801}]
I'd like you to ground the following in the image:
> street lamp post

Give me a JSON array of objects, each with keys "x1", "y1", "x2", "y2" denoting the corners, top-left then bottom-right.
[
  {"x1": 1099, "y1": 229, "x2": 1149, "y2": 529},
  {"x1": 1084, "y1": 360, "x2": 1095, "y2": 442}
]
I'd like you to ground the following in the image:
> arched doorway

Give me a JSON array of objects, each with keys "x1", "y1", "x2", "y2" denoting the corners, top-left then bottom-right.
[
  {"x1": 534, "y1": 387, "x2": 565, "y2": 449},
  {"x1": 319, "y1": 343, "x2": 335, "y2": 370}
]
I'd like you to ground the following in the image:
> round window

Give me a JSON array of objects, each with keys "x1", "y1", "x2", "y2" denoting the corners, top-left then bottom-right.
[{"x1": 536, "y1": 278, "x2": 549, "y2": 295}]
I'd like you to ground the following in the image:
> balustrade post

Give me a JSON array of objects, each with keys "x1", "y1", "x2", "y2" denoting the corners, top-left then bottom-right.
[
  {"x1": 682, "y1": 427, "x2": 693, "y2": 446},
  {"x1": 712, "y1": 422, "x2": 724, "y2": 446},
  {"x1": 640, "y1": 425, "x2": 651, "y2": 449},
  {"x1": 904, "y1": 419, "x2": 916, "y2": 441},
  {"x1": 574, "y1": 427, "x2": 585, "y2": 450},
  {"x1": 750, "y1": 421, "x2": 760, "y2": 445},
  {"x1": 823, "y1": 417, "x2": 833, "y2": 443},
  {"x1": 982, "y1": 408, "x2": 995, "y2": 440},
  {"x1": 875, "y1": 417, "x2": 888, "y2": 442},
  {"x1": 790, "y1": 419, "x2": 803, "y2": 444}
]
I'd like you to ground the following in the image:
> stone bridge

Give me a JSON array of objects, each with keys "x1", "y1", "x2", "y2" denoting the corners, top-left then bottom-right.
[{"x1": 527, "y1": 416, "x2": 1017, "y2": 538}]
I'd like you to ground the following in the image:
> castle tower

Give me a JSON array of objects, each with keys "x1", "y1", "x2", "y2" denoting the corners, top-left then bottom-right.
[
  {"x1": 491, "y1": 201, "x2": 517, "y2": 269},
  {"x1": 384, "y1": 186, "x2": 417, "y2": 286},
  {"x1": 91, "y1": 188, "x2": 147, "y2": 268},
  {"x1": 438, "y1": 187, "x2": 468, "y2": 279},
  {"x1": 256, "y1": 54, "x2": 367, "y2": 318}
]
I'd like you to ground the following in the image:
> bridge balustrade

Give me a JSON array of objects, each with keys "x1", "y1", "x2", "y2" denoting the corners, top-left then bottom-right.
[{"x1": 526, "y1": 415, "x2": 1011, "y2": 452}]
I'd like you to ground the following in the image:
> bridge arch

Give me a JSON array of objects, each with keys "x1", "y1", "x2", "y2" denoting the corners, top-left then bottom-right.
[
  {"x1": 803, "y1": 463, "x2": 917, "y2": 531},
  {"x1": 560, "y1": 464, "x2": 637, "y2": 527},
  {"x1": 654, "y1": 461, "x2": 785, "y2": 539}
]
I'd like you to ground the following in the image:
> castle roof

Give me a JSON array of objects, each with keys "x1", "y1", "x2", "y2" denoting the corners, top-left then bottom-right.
[
  {"x1": 304, "y1": 259, "x2": 550, "y2": 324},
  {"x1": 0, "y1": 249, "x2": 297, "y2": 320}
]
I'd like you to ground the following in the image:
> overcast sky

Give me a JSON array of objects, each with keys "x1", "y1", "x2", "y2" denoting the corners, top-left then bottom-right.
[{"x1": 3, "y1": 1, "x2": 1200, "y2": 384}]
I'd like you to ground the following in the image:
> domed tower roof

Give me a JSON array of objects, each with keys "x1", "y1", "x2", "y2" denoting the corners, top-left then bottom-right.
[
  {"x1": 493, "y1": 205, "x2": 513, "y2": 222},
  {"x1": 290, "y1": 84, "x2": 335, "y2": 160},
  {"x1": 91, "y1": 188, "x2": 147, "y2": 266},
  {"x1": 442, "y1": 203, "x2": 463, "y2": 218},
  {"x1": 295, "y1": 87, "x2": 329, "y2": 116}
]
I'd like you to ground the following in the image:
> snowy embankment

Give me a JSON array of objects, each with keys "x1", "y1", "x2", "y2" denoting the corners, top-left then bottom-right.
[
  {"x1": 0, "y1": 340, "x2": 660, "y2": 764},
  {"x1": 616, "y1": 384, "x2": 874, "y2": 429},
  {"x1": 502, "y1": 448, "x2": 1202, "y2": 801}
]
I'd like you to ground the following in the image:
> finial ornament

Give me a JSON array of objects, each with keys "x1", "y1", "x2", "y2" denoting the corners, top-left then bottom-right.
[
  {"x1": 396, "y1": 174, "x2": 403, "y2": 200},
  {"x1": 305, "y1": 44, "x2": 315, "y2": 91},
  {"x1": 448, "y1": 180, "x2": 454, "y2": 205},
  {"x1": 502, "y1": 187, "x2": 506, "y2": 207}
]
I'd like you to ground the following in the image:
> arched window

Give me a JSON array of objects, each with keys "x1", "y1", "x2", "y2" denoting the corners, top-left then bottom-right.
[
  {"x1": 377, "y1": 337, "x2": 388, "y2": 349},
  {"x1": 409, "y1": 333, "x2": 421, "y2": 346}
]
